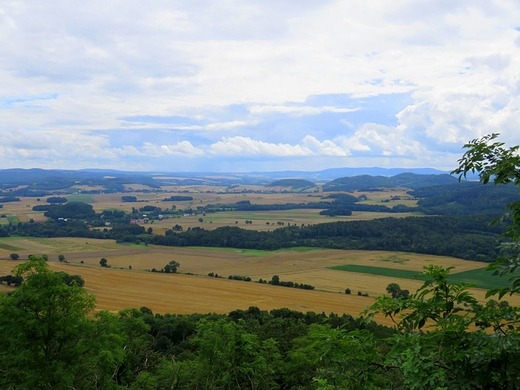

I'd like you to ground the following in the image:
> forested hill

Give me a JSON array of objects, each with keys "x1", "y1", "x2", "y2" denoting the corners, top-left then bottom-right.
[
  {"x1": 413, "y1": 182, "x2": 519, "y2": 215},
  {"x1": 266, "y1": 179, "x2": 315, "y2": 188},
  {"x1": 323, "y1": 173, "x2": 459, "y2": 191}
]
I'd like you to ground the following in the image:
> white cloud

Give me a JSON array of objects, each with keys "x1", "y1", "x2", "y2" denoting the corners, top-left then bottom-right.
[
  {"x1": 302, "y1": 136, "x2": 349, "y2": 156},
  {"x1": 248, "y1": 105, "x2": 360, "y2": 116},
  {"x1": 209, "y1": 135, "x2": 349, "y2": 157},
  {"x1": 1, "y1": 0, "x2": 520, "y2": 170},
  {"x1": 141, "y1": 141, "x2": 204, "y2": 157},
  {"x1": 210, "y1": 137, "x2": 309, "y2": 156}
]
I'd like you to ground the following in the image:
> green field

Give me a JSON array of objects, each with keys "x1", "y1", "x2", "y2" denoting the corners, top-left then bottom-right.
[
  {"x1": 449, "y1": 268, "x2": 512, "y2": 290},
  {"x1": 7, "y1": 216, "x2": 19, "y2": 225},
  {"x1": 185, "y1": 246, "x2": 322, "y2": 257},
  {"x1": 329, "y1": 264, "x2": 420, "y2": 279},
  {"x1": 329, "y1": 264, "x2": 513, "y2": 290},
  {"x1": 66, "y1": 194, "x2": 97, "y2": 203},
  {"x1": 0, "y1": 242, "x2": 24, "y2": 251}
]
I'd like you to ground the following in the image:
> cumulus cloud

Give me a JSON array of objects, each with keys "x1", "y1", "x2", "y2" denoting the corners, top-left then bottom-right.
[
  {"x1": 209, "y1": 136, "x2": 349, "y2": 157},
  {"x1": 1, "y1": 1, "x2": 520, "y2": 170},
  {"x1": 141, "y1": 141, "x2": 204, "y2": 157},
  {"x1": 210, "y1": 137, "x2": 309, "y2": 156}
]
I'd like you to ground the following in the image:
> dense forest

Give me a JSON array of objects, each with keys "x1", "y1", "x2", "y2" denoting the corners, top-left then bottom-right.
[
  {"x1": 266, "y1": 179, "x2": 315, "y2": 188},
  {"x1": 323, "y1": 172, "x2": 459, "y2": 191}
]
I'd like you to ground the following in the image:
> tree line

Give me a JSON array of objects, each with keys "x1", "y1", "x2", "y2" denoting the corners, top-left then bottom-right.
[{"x1": 7, "y1": 213, "x2": 505, "y2": 261}]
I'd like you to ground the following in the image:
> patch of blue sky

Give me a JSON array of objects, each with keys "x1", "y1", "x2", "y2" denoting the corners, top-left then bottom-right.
[
  {"x1": 120, "y1": 115, "x2": 203, "y2": 126},
  {"x1": 0, "y1": 93, "x2": 58, "y2": 108}
]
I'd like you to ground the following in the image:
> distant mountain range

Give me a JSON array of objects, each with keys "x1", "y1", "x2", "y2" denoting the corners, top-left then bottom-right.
[{"x1": 0, "y1": 167, "x2": 473, "y2": 194}]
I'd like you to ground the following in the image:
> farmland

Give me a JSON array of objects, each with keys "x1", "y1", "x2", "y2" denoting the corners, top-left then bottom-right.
[
  {"x1": 1, "y1": 237, "x2": 517, "y2": 323},
  {"x1": 0, "y1": 181, "x2": 516, "y2": 323},
  {"x1": 0, "y1": 186, "x2": 417, "y2": 234}
]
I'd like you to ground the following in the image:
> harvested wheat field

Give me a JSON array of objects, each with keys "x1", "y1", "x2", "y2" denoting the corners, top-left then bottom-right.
[
  {"x1": 2, "y1": 239, "x2": 519, "y2": 325},
  {"x1": 0, "y1": 259, "x2": 387, "y2": 323}
]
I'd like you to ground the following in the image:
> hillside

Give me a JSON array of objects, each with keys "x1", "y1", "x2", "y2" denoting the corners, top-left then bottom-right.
[
  {"x1": 266, "y1": 179, "x2": 315, "y2": 188},
  {"x1": 323, "y1": 173, "x2": 459, "y2": 191}
]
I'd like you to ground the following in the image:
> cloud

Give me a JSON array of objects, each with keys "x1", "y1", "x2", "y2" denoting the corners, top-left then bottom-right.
[
  {"x1": 210, "y1": 137, "x2": 309, "y2": 156},
  {"x1": 141, "y1": 141, "x2": 204, "y2": 157},
  {"x1": 209, "y1": 135, "x2": 348, "y2": 157},
  {"x1": 248, "y1": 105, "x2": 360, "y2": 116},
  {"x1": 1, "y1": 1, "x2": 520, "y2": 171}
]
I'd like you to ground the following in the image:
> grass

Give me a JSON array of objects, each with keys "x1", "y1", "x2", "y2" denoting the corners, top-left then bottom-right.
[
  {"x1": 329, "y1": 264, "x2": 515, "y2": 290},
  {"x1": 376, "y1": 254, "x2": 410, "y2": 264},
  {"x1": 329, "y1": 264, "x2": 420, "y2": 279},
  {"x1": 66, "y1": 194, "x2": 97, "y2": 203},
  {"x1": 7, "y1": 216, "x2": 19, "y2": 225},
  {"x1": 0, "y1": 242, "x2": 24, "y2": 251},
  {"x1": 184, "y1": 246, "x2": 322, "y2": 257},
  {"x1": 449, "y1": 268, "x2": 513, "y2": 290},
  {"x1": 117, "y1": 242, "x2": 151, "y2": 249}
]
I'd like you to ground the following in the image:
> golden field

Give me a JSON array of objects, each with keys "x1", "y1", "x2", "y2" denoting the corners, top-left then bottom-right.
[{"x1": 1, "y1": 237, "x2": 517, "y2": 326}]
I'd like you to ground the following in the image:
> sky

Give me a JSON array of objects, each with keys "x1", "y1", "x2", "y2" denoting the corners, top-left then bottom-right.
[{"x1": 0, "y1": 0, "x2": 519, "y2": 173}]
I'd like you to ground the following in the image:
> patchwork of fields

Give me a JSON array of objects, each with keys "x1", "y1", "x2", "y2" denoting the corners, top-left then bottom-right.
[
  {"x1": 0, "y1": 187, "x2": 417, "y2": 233},
  {"x1": 1, "y1": 237, "x2": 517, "y2": 324}
]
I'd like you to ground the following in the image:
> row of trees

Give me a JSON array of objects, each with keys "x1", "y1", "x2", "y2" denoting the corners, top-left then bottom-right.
[{"x1": 6, "y1": 212, "x2": 504, "y2": 261}]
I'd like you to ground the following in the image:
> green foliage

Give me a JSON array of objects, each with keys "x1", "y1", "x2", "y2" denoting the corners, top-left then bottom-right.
[
  {"x1": 453, "y1": 133, "x2": 520, "y2": 297},
  {"x1": 173, "y1": 319, "x2": 281, "y2": 389},
  {"x1": 366, "y1": 265, "x2": 520, "y2": 388},
  {"x1": 163, "y1": 260, "x2": 180, "y2": 273},
  {"x1": 386, "y1": 282, "x2": 410, "y2": 299},
  {"x1": 0, "y1": 196, "x2": 21, "y2": 203},
  {"x1": 163, "y1": 195, "x2": 193, "y2": 201},
  {"x1": 100, "y1": 257, "x2": 108, "y2": 267},
  {"x1": 44, "y1": 201, "x2": 96, "y2": 219},
  {"x1": 228, "y1": 274, "x2": 252, "y2": 281},
  {"x1": 47, "y1": 196, "x2": 68, "y2": 204},
  {"x1": 9, "y1": 252, "x2": 19, "y2": 260},
  {"x1": 0, "y1": 257, "x2": 96, "y2": 388}
]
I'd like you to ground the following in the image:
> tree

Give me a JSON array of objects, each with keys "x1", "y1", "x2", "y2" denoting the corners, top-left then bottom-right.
[
  {"x1": 0, "y1": 257, "x2": 97, "y2": 388},
  {"x1": 58, "y1": 254, "x2": 65, "y2": 262},
  {"x1": 271, "y1": 275, "x2": 280, "y2": 285},
  {"x1": 9, "y1": 253, "x2": 19, "y2": 260},
  {"x1": 452, "y1": 133, "x2": 520, "y2": 297},
  {"x1": 386, "y1": 282, "x2": 409, "y2": 299},
  {"x1": 163, "y1": 260, "x2": 180, "y2": 273},
  {"x1": 100, "y1": 258, "x2": 108, "y2": 267}
]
